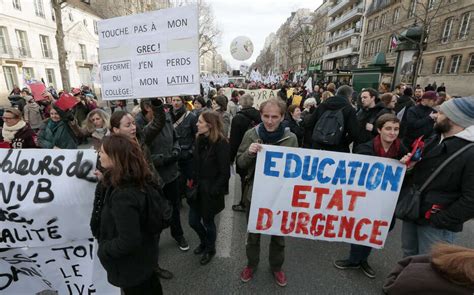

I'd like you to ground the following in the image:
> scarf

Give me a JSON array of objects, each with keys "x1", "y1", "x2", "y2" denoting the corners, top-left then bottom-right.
[
  {"x1": 93, "y1": 127, "x2": 109, "y2": 140},
  {"x1": 373, "y1": 135, "x2": 401, "y2": 159},
  {"x1": 257, "y1": 123, "x2": 285, "y2": 144},
  {"x1": 47, "y1": 119, "x2": 60, "y2": 130},
  {"x1": 2, "y1": 120, "x2": 26, "y2": 142},
  {"x1": 171, "y1": 106, "x2": 186, "y2": 123}
]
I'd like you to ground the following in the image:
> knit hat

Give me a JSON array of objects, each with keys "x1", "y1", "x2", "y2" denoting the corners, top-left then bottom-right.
[
  {"x1": 440, "y1": 97, "x2": 474, "y2": 128},
  {"x1": 421, "y1": 91, "x2": 438, "y2": 100}
]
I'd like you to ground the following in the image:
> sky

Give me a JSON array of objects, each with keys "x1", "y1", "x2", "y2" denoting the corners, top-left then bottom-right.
[{"x1": 210, "y1": 0, "x2": 324, "y2": 71}]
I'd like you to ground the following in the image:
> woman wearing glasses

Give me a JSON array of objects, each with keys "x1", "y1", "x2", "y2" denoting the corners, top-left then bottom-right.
[{"x1": 0, "y1": 108, "x2": 36, "y2": 149}]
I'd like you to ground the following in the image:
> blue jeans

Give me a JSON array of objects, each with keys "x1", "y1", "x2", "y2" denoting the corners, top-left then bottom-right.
[
  {"x1": 188, "y1": 206, "x2": 216, "y2": 253},
  {"x1": 401, "y1": 221, "x2": 456, "y2": 257}
]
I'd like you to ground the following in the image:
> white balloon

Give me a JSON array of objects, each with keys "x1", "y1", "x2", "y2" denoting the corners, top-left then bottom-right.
[{"x1": 230, "y1": 36, "x2": 254, "y2": 61}]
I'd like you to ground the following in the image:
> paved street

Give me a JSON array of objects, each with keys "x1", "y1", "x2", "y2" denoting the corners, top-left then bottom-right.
[{"x1": 158, "y1": 172, "x2": 474, "y2": 294}]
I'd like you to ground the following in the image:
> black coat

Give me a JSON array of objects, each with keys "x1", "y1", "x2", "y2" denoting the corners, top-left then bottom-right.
[
  {"x1": 404, "y1": 134, "x2": 474, "y2": 232},
  {"x1": 356, "y1": 102, "x2": 385, "y2": 146},
  {"x1": 96, "y1": 184, "x2": 158, "y2": 288},
  {"x1": 404, "y1": 104, "x2": 435, "y2": 147},
  {"x1": 283, "y1": 115, "x2": 304, "y2": 147},
  {"x1": 229, "y1": 107, "x2": 261, "y2": 164},
  {"x1": 395, "y1": 95, "x2": 415, "y2": 114},
  {"x1": 304, "y1": 95, "x2": 359, "y2": 152},
  {"x1": 354, "y1": 139, "x2": 408, "y2": 159},
  {"x1": 193, "y1": 136, "x2": 230, "y2": 218}
]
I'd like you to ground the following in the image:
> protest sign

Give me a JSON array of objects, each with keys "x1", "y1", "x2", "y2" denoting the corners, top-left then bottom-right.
[
  {"x1": 292, "y1": 95, "x2": 303, "y2": 106},
  {"x1": 98, "y1": 5, "x2": 200, "y2": 100},
  {"x1": 0, "y1": 149, "x2": 119, "y2": 294},
  {"x1": 27, "y1": 82, "x2": 47, "y2": 102},
  {"x1": 0, "y1": 149, "x2": 97, "y2": 248},
  {"x1": 248, "y1": 145, "x2": 406, "y2": 249},
  {"x1": 222, "y1": 88, "x2": 279, "y2": 108}
]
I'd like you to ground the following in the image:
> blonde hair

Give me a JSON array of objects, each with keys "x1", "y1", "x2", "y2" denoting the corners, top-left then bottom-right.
[
  {"x1": 431, "y1": 243, "x2": 474, "y2": 287},
  {"x1": 321, "y1": 91, "x2": 334, "y2": 101},
  {"x1": 83, "y1": 109, "x2": 110, "y2": 133}
]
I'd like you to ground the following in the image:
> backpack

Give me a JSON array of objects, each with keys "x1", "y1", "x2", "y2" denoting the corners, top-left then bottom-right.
[
  {"x1": 144, "y1": 184, "x2": 172, "y2": 234},
  {"x1": 312, "y1": 107, "x2": 345, "y2": 146}
]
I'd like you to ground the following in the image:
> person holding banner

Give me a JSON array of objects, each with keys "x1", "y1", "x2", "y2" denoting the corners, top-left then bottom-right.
[
  {"x1": 334, "y1": 114, "x2": 408, "y2": 278},
  {"x1": 237, "y1": 98, "x2": 298, "y2": 287},
  {"x1": 188, "y1": 111, "x2": 230, "y2": 265},
  {"x1": 0, "y1": 108, "x2": 37, "y2": 149},
  {"x1": 96, "y1": 134, "x2": 163, "y2": 295}
]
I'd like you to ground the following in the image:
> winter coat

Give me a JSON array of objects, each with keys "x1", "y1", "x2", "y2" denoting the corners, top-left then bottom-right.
[
  {"x1": 301, "y1": 107, "x2": 316, "y2": 148},
  {"x1": 355, "y1": 102, "x2": 385, "y2": 146},
  {"x1": 394, "y1": 95, "x2": 415, "y2": 114},
  {"x1": 73, "y1": 102, "x2": 89, "y2": 127},
  {"x1": 96, "y1": 183, "x2": 158, "y2": 288},
  {"x1": 38, "y1": 119, "x2": 78, "y2": 149},
  {"x1": 404, "y1": 128, "x2": 474, "y2": 232},
  {"x1": 404, "y1": 104, "x2": 436, "y2": 147},
  {"x1": 0, "y1": 123, "x2": 37, "y2": 149},
  {"x1": 236, "y1": 126, "x2": 298, "y2": 203},
  {"x1": 220, "y1": 111, "x2": 231, "y2": 137},
  {"x1": 354, "y1": 139, "x2": 408, "y2": 159},
  {"x1": 303, "y1": 95, "x2": 359, "y2": 153},
  {"x1": 283, "y1": 115, "x2": 304, "y2": 147},
  {"x1": 146, "y1": 113, "x2": 180, "y2": 184},
  {"x1": 383, "y1": 255, "x2": 473, "y2": 295},
  {"x1": 192, "y1": 136, "x2": 230, "y2": 218},
  {"x1": 229, "y1": 107, "x2": 261, "y2": 164},
  {"x1": 172, "y1": 108, "x2": 197, "y2": 160},
  {"x1": 23, "y1": 102, "x2": 43, "y2": 129}
]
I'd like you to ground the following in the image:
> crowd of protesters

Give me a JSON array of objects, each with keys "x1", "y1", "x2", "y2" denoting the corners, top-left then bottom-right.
[{"x1": 1, "y1": 78, "x2": 473, "y2": 294}]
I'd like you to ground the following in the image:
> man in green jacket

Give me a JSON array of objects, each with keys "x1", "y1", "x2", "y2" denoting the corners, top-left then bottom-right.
[{"x1": 237, "y1": 98, "x2": 298, "y2": 287}]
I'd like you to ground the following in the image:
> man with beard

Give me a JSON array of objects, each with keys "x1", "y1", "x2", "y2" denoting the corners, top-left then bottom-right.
[
  {"x1": 414, "y1": 87, "x2": 424, "y2": 102},
  {"x1": 355, "y1": 88, "x2": 385, "y2": 146},
  {"x1": 400, "y1": 97, "x2": 474, "y2": 257}
]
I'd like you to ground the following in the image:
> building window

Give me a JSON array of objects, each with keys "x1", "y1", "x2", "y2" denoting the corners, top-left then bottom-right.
[
  {"x1": 434, "y1": 57, "x2": 445, "y2": 74},
  {"x1": 449, "y1": 55, "x2": 462, "y2": 73},
  {"x1": 376, "y1": 39, "x2": 382, "y2": 53},
  {"x1": 93, "y1": 20, "x2": 98, "y2": 34},
  {"x1": 467, "y1": 54, "x2": 474, "y2": 73},
  {"x1": 69, "y1": 12, "x2": 74, "y2": 22},
  {"x1": 80, "y1": 44, "x2": 87, "y2": 60},
  {"x1": 441, "y1": 17, "x2": 454, "y2": 43},
  {"x1": 12, "y1": 0, "x2": 21, "y2": 10},
  {"x1": 369, "y1": 40, "x2": 375, "y2": 56},
  {"x1": 408, "y1": 0, "x2": 416, "y2": 18},
  {"x1": 45, "y1": 68, "x2": 56, "y2": 87},
  {"x1": 3, "y1": 66, "x2": 18, "y2": 91},
  {"x1": 367, "y1": 20, "x2": 372, "y2": 34},
  {"x1": 363, "y1": 42, "x2": 369, "y2": 58},
  {"x1": 39, "y1": 35, "x2": 52, "y2": 58},
  {"x1": 393, "y1": 7, "x2": 400, "y2": 23},
  {"x1": 15, "y1": 30, "x2": 30, "y2": 57},
  {"x1": 34, "y1": 0, "x2": 45, "y2": 18},
  {"x1": 22, "y1": 67, "x2": 34, "y2": 81},
  {"x1": 381, "y1": 13, "x2": 387, "y2": 27},
  {"x1": 458, "y1": 12, "x2": 471, "y2": 39},
  {"x1": 0, "y1": 26, "x2": 10, "y2": 54},
  {"x1": 373, "y1": 17, "x2": 379, "y2": 31}
]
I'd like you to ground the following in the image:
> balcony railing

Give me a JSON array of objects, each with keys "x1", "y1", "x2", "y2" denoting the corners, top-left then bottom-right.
[
  {"x1": 326, "y1": 28, "x2": 361, "y2": 45},
  {"x1": 0, "y1": 45, "x2": 32, "y2": 59},
  {"x1": 327, "y1": 7, "x2": 364, "y2": 31},
  {"x1": 328, "y1": 0, "x2": 351, "y2": 17},
  {"x1": 323, "y1": 46, "x2": 359, "y2": 60}
]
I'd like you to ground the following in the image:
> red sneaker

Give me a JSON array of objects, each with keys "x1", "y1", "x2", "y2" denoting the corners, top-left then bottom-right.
[
  {"x1": 240, "y1": 266, "x2": 253, "y2": 283},
  {"x1": 273, "y1": 271, "x2": 287, "y2": 287}
]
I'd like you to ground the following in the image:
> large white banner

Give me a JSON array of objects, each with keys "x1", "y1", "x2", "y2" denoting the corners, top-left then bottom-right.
[
  {"x1": 98, "y1": 5, "x2": 200, "y2": 100},
  {"x1": 248, "y1": 145, "x2": 406, "y2": 249},
  {"x1": 222, "y1": 88, "x2": 279, "y2": 108},
  {"x1": 0, "y1": 149, "x2": 119, "y2": 294}
]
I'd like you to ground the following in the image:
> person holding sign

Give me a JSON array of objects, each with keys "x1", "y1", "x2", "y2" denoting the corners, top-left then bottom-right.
[
  {"x1": 96, "y1": 134, "x2": 163, "y2": 295},
  {"x1": 237, "y1": 98, "x2": 298, "y2": 287},
  {"x1": 188, "y1": 111, "x2": 230, "y2": 265},
  {"x1": 334, "y1": 114, "x2": 408, "y2": 279},
  {"x1": 37, "y1": 104, "x2": 78, "y2": 149}
]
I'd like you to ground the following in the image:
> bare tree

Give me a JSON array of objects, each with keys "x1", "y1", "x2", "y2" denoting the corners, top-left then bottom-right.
[
  {"x1": 198, "y1": 0, "x2": 221, "y2": 58},
  {"x1": 51, "y1": 0, "x2": 70, "y2": 91}
]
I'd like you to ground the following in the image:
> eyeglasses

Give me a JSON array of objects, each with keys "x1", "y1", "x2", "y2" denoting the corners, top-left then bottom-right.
[{"x1": 2, "y1": 116, "x2": 17, "y2": 120}]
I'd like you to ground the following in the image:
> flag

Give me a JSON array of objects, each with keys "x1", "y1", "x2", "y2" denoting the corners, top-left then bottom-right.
[
  {"x1": 390, "y1": 35, "x2": 398, "y2": 49},
  {"x1": 304, "y1": 77, "x2": 313, "y2": 94}
]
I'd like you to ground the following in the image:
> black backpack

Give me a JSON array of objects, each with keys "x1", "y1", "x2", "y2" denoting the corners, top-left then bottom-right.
[
  {"x1": 312, "y1": 107, "x2": 345, "y2": 146},
  {"x1": 144, "y1": 184, "x2": 172, "y2": 234}
]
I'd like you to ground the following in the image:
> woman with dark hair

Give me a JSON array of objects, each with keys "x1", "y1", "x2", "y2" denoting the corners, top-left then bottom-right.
[
  {"x1": 192, "y1": 96, "x2": 208, "y2": 116},
  {"x1": 378, "y1": 93, "x2": 397, "y2": 116},
  {"x1": 189, "y1": 110, "x2": 230, "y2": 265},
  {"x1": 283, "y1": 105, "x2": 304, "y2": 147},
  {"x1": 212, "y1": 95, "x2": 231, "y2": 137},
  {"x1": 95, "y1": 134, "x2": 162, "y2": 294},
  {"x1": 383, "y1": 243, "x2": 474, "y2": 294},
  {"x1": 334, "y1": 114, "x2": 408, "y2": 279},
  {"x1": 38, "y1": 105, "x2": 78, "y2": 149}
]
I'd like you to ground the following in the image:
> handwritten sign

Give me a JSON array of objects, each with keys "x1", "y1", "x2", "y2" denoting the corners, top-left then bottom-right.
[
  {"x1": 98, "y1": 5, "x2": 200, "y2": 100},
  {"x1": 248, "y1": 145, "x2": 406, "y2": 249},
  {"x1": 222, "y1": 88, "x2": 279, "y2": 108}
]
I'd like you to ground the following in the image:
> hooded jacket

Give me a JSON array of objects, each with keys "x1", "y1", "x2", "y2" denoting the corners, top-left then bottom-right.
[
  {"x1": 404, "y1": 126, "x2": 474, "y2": 232},
  {"x1": 23, "y1": 101, "x2": 43, "y2": 129},
  {"x1": 303, "y1": 95, "x2": 359, "y2": 152},
  {"x1": 229, "y1": 107, "x2": 261, "y2": 164},
  {"x1": 356, "y1": 102, "x2": 385, "y2": 145},
  {"x1": 38, "y1": 118, "x2": 77, "y2": 149}
]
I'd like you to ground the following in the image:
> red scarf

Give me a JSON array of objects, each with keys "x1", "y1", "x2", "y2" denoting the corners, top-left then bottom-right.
[{"x1": 373, "y1": 135, "x2": 401, "y2": 159}]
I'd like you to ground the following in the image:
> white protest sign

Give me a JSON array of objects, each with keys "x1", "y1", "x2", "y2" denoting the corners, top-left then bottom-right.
[
  {"x1": 248, "y1": 145, "x2": 406, "y2": 249},
  {"x1": 0, "y1": 149, "x2": 97, "y2": 248},
  {"x1": 98, "y1": 5, "x2": 200, "y2": 100},
  {"x1": 0, "y1": 239, "x2": 119, "y2": 294},
  {"x1": 222, "y1": 88, "x2": 279, "y2": 108}
]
